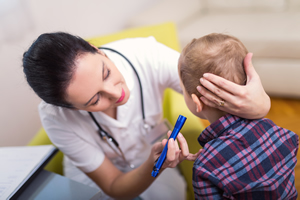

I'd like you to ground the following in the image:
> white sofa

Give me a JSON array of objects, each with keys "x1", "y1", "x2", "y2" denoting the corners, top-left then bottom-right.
[{"x1": 126, "y1": 0, "x2": 300, "y2": 98}]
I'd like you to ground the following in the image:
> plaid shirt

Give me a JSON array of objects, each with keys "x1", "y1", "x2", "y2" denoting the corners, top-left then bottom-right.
[{"x1": 193, "y1": 114, "x2": 298, "y2": 200}]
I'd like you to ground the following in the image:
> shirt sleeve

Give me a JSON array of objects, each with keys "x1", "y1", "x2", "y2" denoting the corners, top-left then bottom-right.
[
  {"x1": 143, "y1": 36, "x2": 182, "y2": 93},
  {"x1": 104, "y1": 36, "x2": 182, "y2": 94}
]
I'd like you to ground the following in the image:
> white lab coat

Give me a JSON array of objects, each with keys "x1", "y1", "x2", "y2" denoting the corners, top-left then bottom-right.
[{"x1": 39, "y1": 37, "x2": 186, "y2": 199}]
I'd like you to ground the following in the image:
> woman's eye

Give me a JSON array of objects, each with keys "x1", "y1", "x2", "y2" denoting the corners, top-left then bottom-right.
[
  {"x1": 91, "y1": 99, "x2": 99, "y2": 106},
  {"x1": 91, "y1": 94, "x2": 100, "y2": 106},
  {"x1": 104, "y1": 69, "x2": 111, "y2": 80}
]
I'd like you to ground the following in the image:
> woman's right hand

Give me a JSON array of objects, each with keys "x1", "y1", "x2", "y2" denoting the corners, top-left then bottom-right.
[
  {"x1": 86, "y1": 131, "x2": 202, "y2": 199},
  {"x1": 151, "y1": 131, "x2": 202, "y2": 168}
]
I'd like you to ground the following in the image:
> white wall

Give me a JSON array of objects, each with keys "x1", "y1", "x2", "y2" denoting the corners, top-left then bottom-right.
[{"x1": 0, "y1": 0, "x2": 157, "y2": 146}]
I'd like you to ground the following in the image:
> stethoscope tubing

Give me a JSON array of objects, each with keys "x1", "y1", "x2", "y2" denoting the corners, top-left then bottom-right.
[
  {"x1": 98, "y1": 47, "x2": 145, "y2": 120},
  {"x1": 88, "y1": 47, "x2": 146, "y2": 166}
]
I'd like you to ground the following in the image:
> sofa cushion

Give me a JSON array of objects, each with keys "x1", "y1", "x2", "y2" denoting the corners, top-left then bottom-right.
[
  {"x1": 126, "y1": 0, "x2": 202, "y2": 30},
  {"x1": 179, "y1": 12, "x2": 300, "y2": 59},
  {"x1": 201, "y1": 0, "x2": 286, "y2": 13},
  {"x1": 253, "y1": 58, "x2": 300, "y2": 98}
]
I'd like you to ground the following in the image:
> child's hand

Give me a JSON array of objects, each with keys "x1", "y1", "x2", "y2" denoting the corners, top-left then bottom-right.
[
  {"x1": 196, "y1": 52, "x2": 270, "y2": 119},
  {"x1": 151, "y1": 131, "x2": 202, "y2": 169}
]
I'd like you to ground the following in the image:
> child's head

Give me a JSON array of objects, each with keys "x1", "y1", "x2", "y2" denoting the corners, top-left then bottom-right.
[{"x1": 178, "y1": 33, "x2": 248, "y2": 118}]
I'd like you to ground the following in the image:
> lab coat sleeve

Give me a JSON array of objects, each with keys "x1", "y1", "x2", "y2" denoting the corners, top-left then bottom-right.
[
  {"x1": 38, "y1": 102, "x2": 105, "y2": 173},
  {"x1": 140, "y1": 36, "x2": 183, "y2": 94},
  {"x1": 104, "y1": 36, "x2": 183, "y2": 94}
]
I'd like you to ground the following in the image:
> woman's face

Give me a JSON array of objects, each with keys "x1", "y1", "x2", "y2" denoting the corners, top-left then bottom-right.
[{"x1": 66, "y1": 50, "x2": 130, "y2": 113}]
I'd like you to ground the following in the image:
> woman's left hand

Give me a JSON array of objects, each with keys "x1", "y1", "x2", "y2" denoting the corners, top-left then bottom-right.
[
  {"x1": 197, "y1": 53, "x2": 270, "y2": 119},
  {"x1": 151, "y1": 131, "x2": 202, "y2": 169}
]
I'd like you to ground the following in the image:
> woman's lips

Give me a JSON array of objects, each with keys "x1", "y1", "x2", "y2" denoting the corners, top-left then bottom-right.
[{"x1": 116, "y1": 88, "x2": 125, "y2": 103}]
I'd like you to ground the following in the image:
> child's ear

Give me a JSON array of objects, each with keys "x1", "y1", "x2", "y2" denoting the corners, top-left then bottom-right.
[{"x1": 191, "y1": 94, "x2": 203, "y2": 113}]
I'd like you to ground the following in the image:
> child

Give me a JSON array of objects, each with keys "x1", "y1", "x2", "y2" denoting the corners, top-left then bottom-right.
[{"x1": 178, "y1": 33, "x2": 298, "y2": 199}]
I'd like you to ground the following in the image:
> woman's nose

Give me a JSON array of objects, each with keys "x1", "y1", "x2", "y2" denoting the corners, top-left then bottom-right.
[{"x1": 103, "y1": 86, "x2": 119, "y2": 100}]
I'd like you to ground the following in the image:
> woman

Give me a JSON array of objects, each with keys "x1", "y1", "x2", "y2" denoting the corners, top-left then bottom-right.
[{"x1": 22, "y1": 32, "x2": 270, "y2": 199}]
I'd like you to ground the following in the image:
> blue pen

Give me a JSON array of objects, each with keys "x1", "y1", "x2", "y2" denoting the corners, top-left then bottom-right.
[{"x1": 151, "y1": 115, "x2": 187, "y2": 177}]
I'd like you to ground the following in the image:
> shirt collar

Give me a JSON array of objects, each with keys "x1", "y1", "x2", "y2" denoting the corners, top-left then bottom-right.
[{"x1": 198, "y1": 114, "x2": 242, "y2": 146}]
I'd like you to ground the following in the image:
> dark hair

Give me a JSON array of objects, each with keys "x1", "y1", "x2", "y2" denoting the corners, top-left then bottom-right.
[
  {"x1": 22, "y1": 32, "x2": 98, "y2": 108},
  {"x1": 179, "y1": 33, "x2": 248, "y2": 98}
]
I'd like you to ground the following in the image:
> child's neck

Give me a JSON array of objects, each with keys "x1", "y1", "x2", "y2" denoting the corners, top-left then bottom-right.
[{"x1": 201, "y1": 106, "x2": 227, "y2": 125}]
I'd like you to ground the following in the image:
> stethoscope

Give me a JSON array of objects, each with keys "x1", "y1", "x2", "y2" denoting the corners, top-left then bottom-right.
[{"x1": 88, "y1": 47, "x2": 149, "y2": 168}]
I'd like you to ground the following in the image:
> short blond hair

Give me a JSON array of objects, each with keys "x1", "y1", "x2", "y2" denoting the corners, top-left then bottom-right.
[{"x1": 179, "y1": 33, "x2": 248, "y2": 98}]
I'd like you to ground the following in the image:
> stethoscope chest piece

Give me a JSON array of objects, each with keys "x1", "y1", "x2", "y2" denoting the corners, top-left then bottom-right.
[{"x1": 143, "y1": 122, "x2": 152, "y2": 133}]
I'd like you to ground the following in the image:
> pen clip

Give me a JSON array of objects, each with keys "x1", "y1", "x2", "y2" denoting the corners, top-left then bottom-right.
[
  {"x1": 153, "y1": 157, "x2": 159, "y2": 169},
  {"x1": 151, "y1": 157, "x2": 161, "y2": 177}
]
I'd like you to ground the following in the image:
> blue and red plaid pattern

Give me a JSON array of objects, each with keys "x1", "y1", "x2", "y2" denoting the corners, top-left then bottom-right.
[{"x1": 193, "y1": 114, "x2": 298, "y2": 200}]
